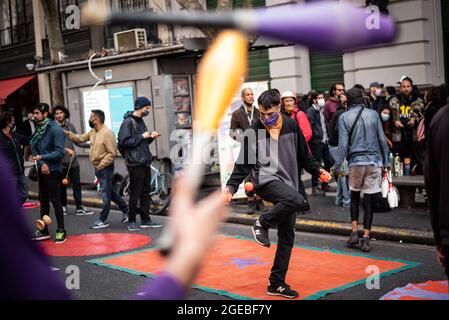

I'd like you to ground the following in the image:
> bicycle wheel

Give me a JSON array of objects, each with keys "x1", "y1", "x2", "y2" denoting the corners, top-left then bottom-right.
[{"x1": 149, "y1": 173, "x2": 172, "y2": 215}]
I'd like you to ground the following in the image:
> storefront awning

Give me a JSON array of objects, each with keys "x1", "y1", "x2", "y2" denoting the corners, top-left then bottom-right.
[{"x1": 0, "y1": 75, "x2": 35, "y2": 104}]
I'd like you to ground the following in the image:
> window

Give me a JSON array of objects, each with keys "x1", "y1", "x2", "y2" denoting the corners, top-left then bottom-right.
[
  {"x1": 0, "y1": 0, "x2": 34, "y2": 47},
  {"x1": 106, "y1": 0, "x2": 158, "y2": 48}
]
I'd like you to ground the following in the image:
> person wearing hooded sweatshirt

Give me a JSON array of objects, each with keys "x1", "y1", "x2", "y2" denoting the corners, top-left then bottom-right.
[
  {"x1": 30, "y1": 103, "x2": 67, "y2": 243},
  {"x1": 334, "y1": 88, "x2": 390, "y2": 252},
  {"x1": 390, "y1": 76, "x2": 424, "y2": 174},
  {"x1": 224, "y1": 89, "x2": 327, "y2": 299},
  {"x1": 118, "y1": 96, "x2": 163, "y2": 231}
]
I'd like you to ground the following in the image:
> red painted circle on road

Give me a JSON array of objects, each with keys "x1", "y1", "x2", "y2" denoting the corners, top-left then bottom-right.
[
  {"x1": 22, "y1": 201, "x2": 40, "y2": 209},
  {"x1": 38, "y1": 233, "x2": 151, "y2": 257}
]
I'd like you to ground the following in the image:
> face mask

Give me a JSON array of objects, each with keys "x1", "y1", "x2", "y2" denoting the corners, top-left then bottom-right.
[
  {"x1": 317, "y1": 98, "x2": 325, "y2": 107},
  {"x1": 285, "y1": 106, "x2": 294, "y2": 113},
  {"x1": 141, "y1": 110, "x2": 150, "y2": 117},
  {"x1": 89, "y1": 120, "x2": 95, "y2": 128},
  {"x1": 381, "y1": 113, "x2": 390, "y2": 122},
  {"x1": 375, "y1": 89, "x2": 382, "y2": 97},
  {"x1": 261, "y1": 112, "x2": 280, "y2": 127}
]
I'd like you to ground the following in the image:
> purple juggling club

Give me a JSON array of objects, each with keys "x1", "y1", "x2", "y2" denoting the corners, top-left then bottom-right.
[{"x1": 82, "y1": 1, "x2": 396, "y2": 51}]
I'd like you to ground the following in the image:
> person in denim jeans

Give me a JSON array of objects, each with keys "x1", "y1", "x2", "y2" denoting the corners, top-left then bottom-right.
[
  {"x1": 65, "y1": 110, "x2": 128, "y2": 228},
  {"x1": 96, "y1": 164, "x2": 128, "y2": 224}
]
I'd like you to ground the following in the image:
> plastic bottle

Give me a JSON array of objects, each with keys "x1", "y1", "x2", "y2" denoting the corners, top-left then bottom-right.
[
  {"x1": 404, "y1": 158, "x2": 411, "y2": 176},
  {"x1": 394, "y1": 154, "x2": 400, "y2": 177},
  {"x1": 389, "y1": 153, "x2": 394, "y2": 172},
  {"x1": 399, "y1": 162, "x2": 404, "y2": 177}
]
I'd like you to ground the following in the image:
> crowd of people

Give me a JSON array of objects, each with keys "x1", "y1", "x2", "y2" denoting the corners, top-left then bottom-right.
[
  {"x1": 0, "y1": 98, "x2": 164, "y2": 244},
  {"x1": 1, "y1": 75, "x2": 449, "y2": 299}
]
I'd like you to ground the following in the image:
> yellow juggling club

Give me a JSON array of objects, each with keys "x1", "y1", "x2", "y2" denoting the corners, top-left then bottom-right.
[{"x1": 158, "y1": 30, "x2": 247, "y2": 254}]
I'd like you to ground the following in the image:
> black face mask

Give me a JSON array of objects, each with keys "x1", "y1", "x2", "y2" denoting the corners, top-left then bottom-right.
[
  {"x1": 89, "y1": 120, "x2": 95, "y2": 128},
  {"x1": 141, "y1": 110, "x2": 150, "y2": 117}
]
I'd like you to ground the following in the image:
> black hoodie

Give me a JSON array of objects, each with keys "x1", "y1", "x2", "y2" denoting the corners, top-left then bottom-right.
[{"x1": 117, "y1": 111, "x2": 154, "y2": 166}]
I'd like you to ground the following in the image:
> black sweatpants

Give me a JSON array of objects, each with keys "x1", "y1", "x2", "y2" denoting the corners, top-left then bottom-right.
[
  {"x1": 60, "y1": 165, "x2": 82, "y2": 209},
  {"x1": 127, "y1": 165, "x2": 151, "y2": 223},
  {"x1": 256, "y1": 180, "x2": 305, "y2": 286},
  {"x1": 38, "y1": 171, "x2": 65, "y2": 231}
]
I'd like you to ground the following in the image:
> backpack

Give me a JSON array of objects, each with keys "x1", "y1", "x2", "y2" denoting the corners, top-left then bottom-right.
[{"x1": 117, "y1": 117, "x2": 137, "y2": 156}]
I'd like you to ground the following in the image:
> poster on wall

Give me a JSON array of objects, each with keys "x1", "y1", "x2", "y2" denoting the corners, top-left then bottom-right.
[
  {"x1": 217, "y1": 81, "x2": 269, "y2": 199},
  {"x1": 82, "y1": 86, "x2": 134, "y2": 138}
]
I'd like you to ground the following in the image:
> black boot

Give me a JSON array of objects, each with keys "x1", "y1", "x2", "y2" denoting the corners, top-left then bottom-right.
[
  {"x1": 255, "y1": 199, "x2": 268, "y2": 212},
  {"x1": 246, "y1": 200, "x2": 256, "y2": 214},
  {"x1": 360, "y1": 237, "x2": 371, "y2": 252},
  {"x1": 346, "y1": 231, "x2": 359, "y2": 247}
]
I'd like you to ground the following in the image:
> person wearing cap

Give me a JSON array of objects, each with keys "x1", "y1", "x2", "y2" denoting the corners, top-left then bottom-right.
[
  {"x1": 30, "y1": 103, "x2": 67, "y2": 243},
  {"x1": 390, "y1": 76, "x2": 424, "y2": 174},
  {"x1": 281, "y1": 90, "x2": 312, "y2": 214},
  {"x1": 118, "y1": 97, "x2": 163, "y2": 231},
  {"x1": 368, "y1": 82, "x2": 386, "y2": 112},
  {"x1": 52, "y1": 105, "x2": 93, "y2": 216},
  {"x1": 65, "y1": 109, "x2": 129, "y2": 229},
  {"x1": 334, "y1": 88, "x2": 390, "y2": 252},
  {"x1": 229, "y1": 88, "x2": 265, "y2": 214}
]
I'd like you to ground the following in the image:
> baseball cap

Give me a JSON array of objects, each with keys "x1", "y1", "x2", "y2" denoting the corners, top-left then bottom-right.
[
  {"x1": 369, "y1": 82, "x2": 384, "y2": 88},
  {"x1": 397, "y1": 76, "x2": 413, "y2": 84}
]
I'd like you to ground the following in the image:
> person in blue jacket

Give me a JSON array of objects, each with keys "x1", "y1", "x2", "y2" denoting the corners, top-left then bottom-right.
[{"x1": 30, "y1": 103, "x2": 67, "y2": 244}]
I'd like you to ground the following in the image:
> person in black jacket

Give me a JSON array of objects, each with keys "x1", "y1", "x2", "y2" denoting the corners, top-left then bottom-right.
[
  {"x1": 424, "y1": 102, "x2": 449, "y2": 279},
  {"x1": 306, "y1": 91, "x2": 335, "y2": 195},
  {"x1": 0, "y1": 112, "x2": 28, "y2": 205},
  {"x1": 118, "y1": 97, "x2": 162, "y2": 231},
  {"x1": 224, "y1": 90, "x2": 328, "y2": 299}
]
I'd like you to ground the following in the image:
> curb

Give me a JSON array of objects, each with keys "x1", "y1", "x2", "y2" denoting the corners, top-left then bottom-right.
[{"x1": 29, "y1": 192, "x2": 435, "y2": 246}]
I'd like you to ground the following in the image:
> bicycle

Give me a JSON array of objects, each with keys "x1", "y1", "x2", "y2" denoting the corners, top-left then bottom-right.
[{"x1": 119, "y1": 158, "x2": 172, "y2": 215}]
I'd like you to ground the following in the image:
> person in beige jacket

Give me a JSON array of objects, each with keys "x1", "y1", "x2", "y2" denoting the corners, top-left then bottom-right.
[{"x1": 65, "y1": 109, "x2": 129, "y2": 229}]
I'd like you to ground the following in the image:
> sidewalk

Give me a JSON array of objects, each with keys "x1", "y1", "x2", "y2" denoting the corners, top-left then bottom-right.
[{"x1": 27, "y1": 177, "x2": 435, "y2": 246}]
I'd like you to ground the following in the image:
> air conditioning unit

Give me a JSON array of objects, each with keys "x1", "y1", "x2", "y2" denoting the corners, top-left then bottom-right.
[{"x1": 114, "y1": 28, "x2": 147, "y2": 51}]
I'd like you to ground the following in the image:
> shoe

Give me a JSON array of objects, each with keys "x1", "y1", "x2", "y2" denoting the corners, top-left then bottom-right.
[
  {"x1": 346, "y1": 231, "x2": 359, "y2": 247},
  {"x1": 75, "y1": 207, "x2": 94, "y2": 216},
  {"x1": 90, "y1": 220, "x2": 109, "y2": 229},
  {"x1": 267, "y1": 283, "x2": 299, "y2": 299},
  {"x1": 140, "y1": 220, "x2": 163, "y2": 228},
  {"x1": 55, "y1": 230, "x2": 67, "y2": 244},
  {"x1": 321, "y1": 184, "x2": 336, "y2": 193},
  {"x1": 255, "y1": 199, "x2": 268, "y2": 212},
  {"x1": 245, "y1": 200, "x2": 256, "y2": 214},
  {"x1": 62, "y1": 206, "x2": 67, "y2": 216},
  {"x1": 311, "y1": 187, "x2": 325, "y2": 196},
  {"x1": 342, "y1": 203, "x2": 351, "y2": 208},
  {"x1": 252, "y1": 219, "x2": 270, "y2": 247},
  {"x1": 361, "y1": 237, "x2": 371, "y2": 252},
  {"x1": 32, "y1": 229, "x2": 50, "y2": 241},
  {"x1": 122, "y1": 214, "x2": 129, "y2": 224},
  {"x1": 297, "y1": 209, "x2": 311, "y2": 215},
  {"x1": 128, "y1": 222, "x2": 140, "y2": 231}
]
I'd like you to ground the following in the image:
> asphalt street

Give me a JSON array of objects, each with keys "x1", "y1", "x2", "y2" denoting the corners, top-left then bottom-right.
[{"x1": 24, "y1": 205, "x2": 447, "y2": 300}]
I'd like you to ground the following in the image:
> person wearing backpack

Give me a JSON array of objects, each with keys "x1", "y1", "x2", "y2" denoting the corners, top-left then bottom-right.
[
  {"x1": 334, "y1": 88, "x2": 390, "y2": 252},
  {"x1": 118, "y1": 97, "x2": 162, "y2": 231},
  {"x1": 281, "y1": 90, "x2": 312, "y2": 214}
]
